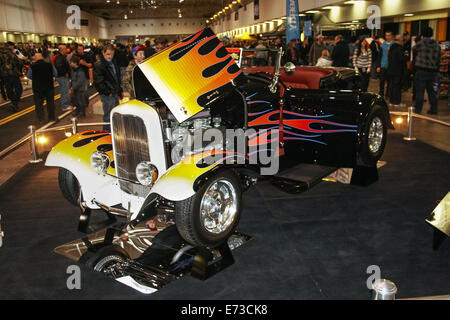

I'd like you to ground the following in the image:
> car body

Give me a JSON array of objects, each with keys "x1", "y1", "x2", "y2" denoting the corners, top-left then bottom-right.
[{"x1": 46, "y1": 28, "x2": 393, "y2": 248}]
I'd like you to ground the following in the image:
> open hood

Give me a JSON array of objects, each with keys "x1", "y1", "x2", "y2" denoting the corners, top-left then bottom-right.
[{"x1": 138, "y1": 28, "x2": 243, "y2": 123}]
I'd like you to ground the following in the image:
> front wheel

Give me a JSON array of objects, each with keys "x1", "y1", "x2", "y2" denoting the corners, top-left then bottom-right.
[
  {"x1": 175, "y1": 170, "x2": 242, "y2": 248},
  {"x1": 58, "y1": 168, "x2": 81, "y2": 206},
  {"x1": 360, "y1": 105, "x2": 388, "y2": 166}
]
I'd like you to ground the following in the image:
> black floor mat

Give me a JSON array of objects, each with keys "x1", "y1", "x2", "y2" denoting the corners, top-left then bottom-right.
[{"x1": 0, "y1": 133, "x2": 449, "y2": 299}]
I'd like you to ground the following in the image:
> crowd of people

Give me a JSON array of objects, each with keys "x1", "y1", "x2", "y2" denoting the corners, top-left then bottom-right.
[
  {"x1": 224, "y1": 27, "x2": 442, "y2": 114},
  {"x1": 0, "y1": 39, "x2": 173, "y2": 126},
  {"x1": 0, "y1": 27, "x2": 442, "y2": 128}
]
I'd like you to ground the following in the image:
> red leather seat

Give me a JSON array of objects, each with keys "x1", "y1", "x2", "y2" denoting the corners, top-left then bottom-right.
[{"x1": 244, "y1": 66, "x2": 334, "y2": 89}]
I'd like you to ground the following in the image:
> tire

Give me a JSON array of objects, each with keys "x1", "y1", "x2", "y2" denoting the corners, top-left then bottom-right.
[
  {"x1": 360, "y1": 105, "x2": 388, "y2": 166},
  {"x1": 175, "y1": 170, "x2": 242, "y2": 248},
  {"x1": 86, "y1": 245, "x2": 129, "y2": 273},
  {"x1": 58, "y1": 168, "x2": 80, "y2": 206}
]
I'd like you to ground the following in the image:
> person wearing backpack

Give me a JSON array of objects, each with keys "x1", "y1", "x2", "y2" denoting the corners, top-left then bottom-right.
[{"x1": 3, "y1": 42, "x2": 24, "y2": 112}]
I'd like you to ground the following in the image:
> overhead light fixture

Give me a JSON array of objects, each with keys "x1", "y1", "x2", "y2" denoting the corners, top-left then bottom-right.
[
  {"x1": 306, "y1": 10, "x2": 320, "y2": 13},
  {"x1": 116, "y1": 0, "x2": 120, "y2": 4},
  {"x1": 404, "y1": 13, "x2": 414, "y2": 17},
  {"x1": 344, "y1": 0, "x2": 364, "y2": 4}
]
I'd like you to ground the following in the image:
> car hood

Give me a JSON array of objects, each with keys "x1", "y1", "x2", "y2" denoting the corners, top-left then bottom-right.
[{"x1": 138, "y1": 28, "x2": 243, "y2": 123}]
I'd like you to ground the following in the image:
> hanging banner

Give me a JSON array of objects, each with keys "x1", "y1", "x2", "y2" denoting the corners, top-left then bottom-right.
[
  {"x1": 254, "y1": 0, "x2": 260, "y2": 20},
  {"x1": 286, "y1": 0, "x2": 300, "y2": 44},
  {"x1": 304, "y1": 20, "x2": 312, "y2": 37}
]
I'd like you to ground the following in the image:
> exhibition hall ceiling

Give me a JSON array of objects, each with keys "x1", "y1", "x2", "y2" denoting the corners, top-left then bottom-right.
[{"x1": 56, "y1": 0, "x2": 251, "y2": 20}]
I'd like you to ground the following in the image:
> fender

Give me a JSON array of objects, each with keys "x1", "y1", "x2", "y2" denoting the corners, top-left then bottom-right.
[
  {"x1": 45, "y1": 131, "x2": 122, "y2": 208},
  {"x1": 132, "y1": 150, "x2": 242, "y2": 221},
  {"x1": 360, "y1": 92, "x2": 395, "y2": 130}
]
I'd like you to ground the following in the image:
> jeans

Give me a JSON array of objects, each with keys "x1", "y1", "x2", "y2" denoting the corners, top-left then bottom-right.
[
  {"x1": 4, "y1": 75, "x2": 23, "y2": 108},
  {"x1": 100, "y1": 94, "x2": 120, "y2": 130},
  {"x1": 0, "y1": 76, "x2": 7, "y2": 100},
  {"x1": 72, "y1": 90, "x2": 88, "y2": 116},
  {"x1": 389, "y1": 75, "x2": 402, "y2": 105},
  {"x1": 414, "y1": 69, "x2": 438, "y2": 114},
  {"x1": 34, "y1": 88, "x2": 55, "y2": 122},
  {"x1": 379, "y1": 68, "x2": 391, "y2": 98},
  {"x1": 358, "y1": 68, "x2": 370, "y2": 92},
  {"x1": 56, "y1": 77, "x2": 70, "y2": 110}
]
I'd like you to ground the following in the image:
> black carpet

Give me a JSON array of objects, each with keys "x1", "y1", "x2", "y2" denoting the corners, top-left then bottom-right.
[{"x1": 0, "y1": 133, "x2": 449, "y2": 299}]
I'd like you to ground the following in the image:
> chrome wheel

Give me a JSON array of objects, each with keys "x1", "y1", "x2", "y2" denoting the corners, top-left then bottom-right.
[
  {"x1": 368, "y1": 117, "x2": 384, "y2": 153},
  {"x1": 200, "y1": 179, "x2": 238, "y2": 234}
]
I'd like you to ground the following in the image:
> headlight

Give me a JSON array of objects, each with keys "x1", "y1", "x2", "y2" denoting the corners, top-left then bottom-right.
[
  {"x1": 135, "y1": 161, "x2": 158, "y2": 186},
  {"x1": 90, "y1": 152, "x2": 110, "y2": 175}
]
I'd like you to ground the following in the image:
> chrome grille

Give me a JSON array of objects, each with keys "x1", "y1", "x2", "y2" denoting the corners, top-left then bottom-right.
[{"x1": 112, "y1": 113, "x2": 151, "y2": 196}]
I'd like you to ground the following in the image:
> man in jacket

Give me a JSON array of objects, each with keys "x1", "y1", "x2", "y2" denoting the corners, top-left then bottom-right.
[
  {"x1": 331, "y1": 34, "x2": 350, "y2": 67},
  {"x1": 387, "y1": 34, "x2": 407, "y2": 106},
  {"x1": 308, "y1": 34, "x2": 326, "y2": 66},
  {"x1": 413, "y1": 27, "x2": 441, "y2": 115},
  {"x1": 376, "y1": 31, "x2": 394, "y2": 98},
  {"x1": 93, "y1": 44, "x2": 123, "y2": 130},
  {"x1": 27, "y1": 53, "x2": 57, "y2": 123},
  {"x1": 54, "y1": 44, "x2": 71, "y2": 111},
  {"x1": 2, "y1": 42, "x2": 24, "y2": 112}
]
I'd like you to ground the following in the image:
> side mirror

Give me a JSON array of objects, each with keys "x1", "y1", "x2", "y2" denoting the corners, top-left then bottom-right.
[{"x1": 283, "y1": 62, "x2": 296, "y2": 74}]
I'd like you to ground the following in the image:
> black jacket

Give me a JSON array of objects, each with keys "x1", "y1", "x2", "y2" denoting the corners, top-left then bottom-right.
[
  {"x1": 30, "y1": 60, "x2": 54, "y2": 93},
  {"x1": 93, "y1": 56, "x2": 122, "y2": 97},
  {"x1": 387, "y1": 43, "x2": 406, "y2": 76},
  {"x1": 332, "y1": 40, "x2": 350, "y2": 67},
  {"x1": 54, "y1": 53, "x2": 71, "y2": 78}
]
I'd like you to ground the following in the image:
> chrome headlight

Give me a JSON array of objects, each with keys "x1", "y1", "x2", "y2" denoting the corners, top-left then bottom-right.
[
  {"x1": 90, "y1": 151, "x2": 110, "y2": 175},
  {"x1": 135, "y1": 161, "x2": 158, "y2": 187}
]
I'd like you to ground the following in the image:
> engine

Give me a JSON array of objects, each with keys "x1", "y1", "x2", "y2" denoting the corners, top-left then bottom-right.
[{"x1": 162, "y1": 109, "x2": 224, "y2": 165}]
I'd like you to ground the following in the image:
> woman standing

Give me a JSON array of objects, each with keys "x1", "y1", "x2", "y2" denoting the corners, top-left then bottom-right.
[{"x1": 353, "y1": 39, "x2": 372, "y2": 92}]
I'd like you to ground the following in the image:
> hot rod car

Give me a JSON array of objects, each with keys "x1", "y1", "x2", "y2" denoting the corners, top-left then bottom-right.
[{"x1": 46, "y1": 28, "x2": 393, "y2": 248}]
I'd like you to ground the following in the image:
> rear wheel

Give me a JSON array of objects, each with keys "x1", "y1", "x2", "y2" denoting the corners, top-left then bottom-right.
[
  {"x1": 58, "y1": 168, "x2": 80, "y2": 206},
  {"x1": 86, "y1": 245, "x2": 130, "y2": 275},
  {"x1": 175, "y1": 170, "x2": 242, "y2": 248},
  {"x1": 360, "y1": 105, "x2": 387, "y2": 166}
]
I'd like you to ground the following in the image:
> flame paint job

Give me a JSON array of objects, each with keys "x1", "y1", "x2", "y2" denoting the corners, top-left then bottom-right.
[{"x1": 138, "y1": 28, "x2": 242, "y2": 123}]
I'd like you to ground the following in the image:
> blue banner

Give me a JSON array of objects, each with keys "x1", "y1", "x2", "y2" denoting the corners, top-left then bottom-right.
[
  {"x1": 304, "y1": 20, "x2": 312, "y2": 37},
  {"x1": 286, "y1": 0, "x2": 300, "y2": 44}
]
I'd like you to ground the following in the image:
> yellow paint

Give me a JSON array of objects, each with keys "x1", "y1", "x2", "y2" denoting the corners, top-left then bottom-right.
[
  {"x1": 50, "y1": 131, "x2": 116, "y2": 176},
  {"x1": 138, "y1": 29, "x2": 241, "y2": 123}
]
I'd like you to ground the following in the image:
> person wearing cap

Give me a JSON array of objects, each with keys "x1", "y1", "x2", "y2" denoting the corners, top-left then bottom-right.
[
  {"x1": 27, "y1": 53, "x2": 57, "y2": 123},
  {"x1": 122, "y1": 46, "x2": 146, "y2": 100},
  {"x1": 308, "y1": 34, "x2": 326, "y2": 66}
]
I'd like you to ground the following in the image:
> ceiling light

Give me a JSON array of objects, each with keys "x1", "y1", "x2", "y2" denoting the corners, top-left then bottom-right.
[
  {"x1": 404, "y1": 13, "x2": 414, "y2": 17},
  {"x1": 116, "y1": 0, "x2": 120, "y2": 4},
  {"x1": 306, "y1": 10, "x2": 320, "y2": 13}
]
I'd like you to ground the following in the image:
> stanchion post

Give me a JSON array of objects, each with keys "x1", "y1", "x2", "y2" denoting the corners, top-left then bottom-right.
[
  {"x1": 403, "y1": 106, "x2": 416, "y2": 141},
  {"x1": 28, "y1": 125, "x2": 43, "y2": 164},
  {"x1": 371, "y1": 279, "x2": 398, "y2": 300},
  {"x1": 72, "y1": 117, "x2": 78, "y2": 135}
]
